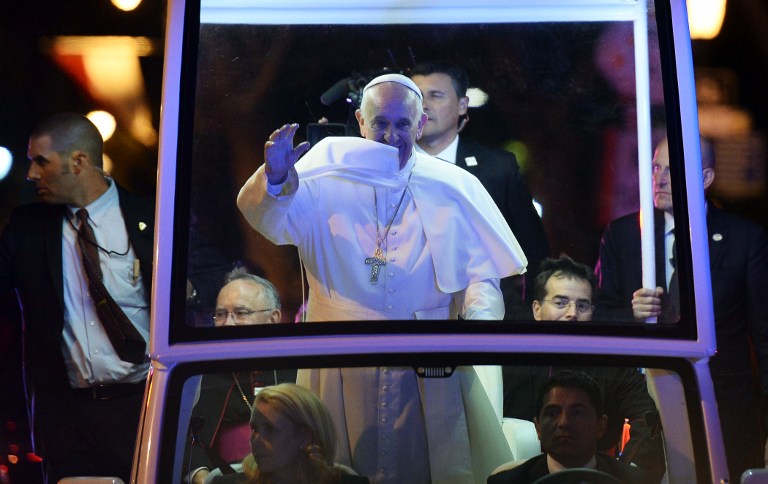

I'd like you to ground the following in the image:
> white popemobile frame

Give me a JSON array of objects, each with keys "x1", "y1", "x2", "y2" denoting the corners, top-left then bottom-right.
[{"x1": 112, "y1": 1, "x2": 732, "y2": 483}]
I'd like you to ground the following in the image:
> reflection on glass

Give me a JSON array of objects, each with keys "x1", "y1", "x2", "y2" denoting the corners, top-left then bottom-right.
[
  {"x1": 179, "y1": 364, "x2": 671, "y2": 483},
  {"x1": 186, "y1": 19, "x2": 667, "y2": 325}
]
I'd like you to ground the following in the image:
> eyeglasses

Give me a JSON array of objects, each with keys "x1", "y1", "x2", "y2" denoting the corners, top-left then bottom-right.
[
  {"x1": 543, "y1": 297, "x2": 594, "y2": 314},
  {"x1": 212, "y1": 308, "x2": 275, "y2": 325}
]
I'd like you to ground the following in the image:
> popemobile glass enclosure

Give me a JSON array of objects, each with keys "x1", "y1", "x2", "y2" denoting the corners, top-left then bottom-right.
[
  {"x1": 160, "y1": 1, "x2": 715, "y2": 337},
  {"x1": 117, "y1": 0, "x2": 743, "y2": 482}
]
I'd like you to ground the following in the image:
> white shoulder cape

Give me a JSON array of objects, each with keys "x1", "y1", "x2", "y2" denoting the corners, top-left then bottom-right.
[{"x1": 294, "y1": 136, "x2": 527, "y2": 293}]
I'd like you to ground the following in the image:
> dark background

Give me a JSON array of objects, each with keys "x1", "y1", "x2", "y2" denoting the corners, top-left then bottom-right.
[{"x1": 1, "y1": 1, "x2": 768, "y2": 482}]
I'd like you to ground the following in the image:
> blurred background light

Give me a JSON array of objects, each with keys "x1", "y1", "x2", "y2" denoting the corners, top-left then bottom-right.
[
  {"x1": 533, "y1": 199, "x2": 543, "y2": 218},
  {"x1": 688, "y1": 0, "x2": 727, "y2": 39},
  {"x1": 0, "y1": 147, "x2": 12, "y2": 182},
  {"x1": 466, "y1": 87, "x2": 488, "y2": 108},
  {"x1": 504, "y1": 140, "x2": 529, "y2": 169},
  {"x1": 103, "y1": 153, "x2": 114, "y2": 174},
  {"x1": 87, "y1": 110, "x2": 117, "y2": 141},
  {"x1": 111, "y1": 0, "x2": 142, "y2": 12},
  {"x1": 44, "y1": 36, "x2": 159, "y2": 147}
]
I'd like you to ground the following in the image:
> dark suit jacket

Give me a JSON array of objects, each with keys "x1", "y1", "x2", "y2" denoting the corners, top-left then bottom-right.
[
  {"x1": 595, "y1": 204, "x2": 768, "y2": 478},
  {"x1": 595, "y1": 205, "x2": 768, "y2": 382},
  {"x1": 488, "y1": 453, "x2": 652, "y2": 484},
  {"x1": 594, "y1": 209, "x2": 667, "y2": 323},
  {"x1": 456, "y1": 137, "x2": 550, "y2": 313},
  {"x1": 0, "y1": 185, "x2": 155, "y2": 457}
]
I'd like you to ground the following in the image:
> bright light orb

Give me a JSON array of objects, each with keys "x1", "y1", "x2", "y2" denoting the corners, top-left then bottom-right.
[
  {"x1": 688, "y1": 0, "x2": 727, "y2": 40},
  {"x1": 111, "y1": 0, "x2": 142, "y2": 12},
  {"x1": 466, "y1": 87, "x2": 488, "y2": 108},
  {"x1": 533, "y1": 199, "x2": 543, "y2": 218},
  {"x1": 87, "y1": 110, "x2": 117, "y2": 142},
  {"x1": 0, "y1": 147, "x2": 12, "y2": 181}
]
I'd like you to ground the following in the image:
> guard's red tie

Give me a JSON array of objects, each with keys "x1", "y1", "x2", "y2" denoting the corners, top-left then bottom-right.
[{"x1": 76, "y1": 208, "x2": 146, "y2": 364}]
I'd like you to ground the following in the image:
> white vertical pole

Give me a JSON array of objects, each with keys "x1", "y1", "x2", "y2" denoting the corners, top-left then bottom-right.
[{"x1": 634, "y1": 0, "x2": 657, "y2": 323}]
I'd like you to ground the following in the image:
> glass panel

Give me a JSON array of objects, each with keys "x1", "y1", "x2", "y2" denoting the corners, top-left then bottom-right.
[
  {"x1": 164, "y1": 359, "x2": 710, "y2": 483},
  {"x1": 180, "y1": 8, "x2": 690, "y2": 335}
]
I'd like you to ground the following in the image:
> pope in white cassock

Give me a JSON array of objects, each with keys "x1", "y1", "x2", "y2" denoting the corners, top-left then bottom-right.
[{"x1": 237, "y1": 74, "x2": 527, "y2": 483}]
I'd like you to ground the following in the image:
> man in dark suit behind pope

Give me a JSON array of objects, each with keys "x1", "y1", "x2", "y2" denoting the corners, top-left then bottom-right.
[
  {"x1": 595, "y1": 136, "x2": 768, "y2": 480},
  {"x1": 410, "y1": 61, "x2": 550, "y2": 316}
]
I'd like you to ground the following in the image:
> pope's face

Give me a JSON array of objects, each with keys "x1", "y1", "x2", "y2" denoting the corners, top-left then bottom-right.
[
  {"x1": 652, "y1": 139, "x2": 673, "y2": 214},
  {"x1": 356, "y1": 83, "x2": 427, "y2": 168},
  {"x1": 411, "y1": 73, "x2": 468, "y2": 146}
]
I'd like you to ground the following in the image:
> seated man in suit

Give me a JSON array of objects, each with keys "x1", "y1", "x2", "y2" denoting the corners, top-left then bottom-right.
[
  {"x1": 503, "y1": 256, "x2": 665, "y2": 480},
  {"x1": 185, "y1": 267, "x2": 296, "y2": 484},
  {"x1": 410, "y1": 60, "x2": 550, "y2": 316},
  {"x1": 490, "y1": 370, "x2": 652, "y2": 483}
]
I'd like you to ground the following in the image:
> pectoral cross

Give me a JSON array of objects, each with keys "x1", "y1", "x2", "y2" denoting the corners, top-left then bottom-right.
[{"x1": 365, "y1": 247, "x2": 386, "y2": 284}]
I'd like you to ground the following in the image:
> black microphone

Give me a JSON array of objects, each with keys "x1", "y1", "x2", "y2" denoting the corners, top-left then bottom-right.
[{"x1": 320, "y1": 77, "x2": 352, "y2": 106}]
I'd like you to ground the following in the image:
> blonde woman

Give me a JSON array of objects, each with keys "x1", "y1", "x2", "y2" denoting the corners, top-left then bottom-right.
[{"x1": 211, "y1": 383, "x2": 368, "y2": 484}]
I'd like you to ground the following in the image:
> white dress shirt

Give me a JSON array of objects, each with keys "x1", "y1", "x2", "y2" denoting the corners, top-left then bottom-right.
[
  {"x1": 61, "y1": 179, "x2": 150, "y2": 387},
  {"x1": 547, "y1": 454, "x2": 598, "y2": 474},
  {"x1": 415, "y1": 133, "x2": 460, "y2": 164}
]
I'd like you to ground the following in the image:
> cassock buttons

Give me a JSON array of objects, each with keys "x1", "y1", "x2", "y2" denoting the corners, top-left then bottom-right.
[{"x1": 712, "y1": 233, "x2": 723, "y2": 242}]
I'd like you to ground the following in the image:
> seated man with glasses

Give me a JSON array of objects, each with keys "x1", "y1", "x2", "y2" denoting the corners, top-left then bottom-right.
[
  {"x1": 531, "y1": 256, "x2": 595, "y2": 321},
  {"x1": 212, "y1": 267, "x2": 282, "y2": 326},
  {"x1": 502, "y1": 256, "x2": 665, "y2": 481},
  {"x1": 184, "y1": 267, "x2": 297, "y2": 484}
]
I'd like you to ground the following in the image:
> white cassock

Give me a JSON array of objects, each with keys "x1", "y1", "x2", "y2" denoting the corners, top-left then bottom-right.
[{"x1": 238, "y1": 137, "x2": 527, "y2": 483}]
